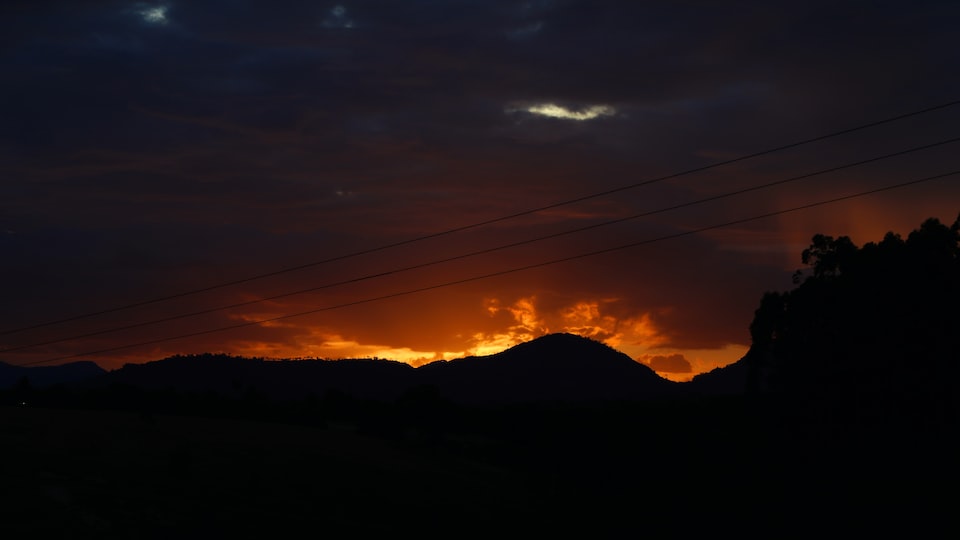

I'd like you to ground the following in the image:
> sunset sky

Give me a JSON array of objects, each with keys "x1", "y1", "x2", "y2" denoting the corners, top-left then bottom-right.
[{"x1": 2, "y1": 1, "x2": 958, "y2": 381}]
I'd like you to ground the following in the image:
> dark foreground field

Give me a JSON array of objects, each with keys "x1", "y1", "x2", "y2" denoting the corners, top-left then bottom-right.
[
  {"x1": 1, "y1": 397, "x2": 955, "y2": 538},
  {"x1": 1, "y1": 405, "x2": 539, "y2": 537}
]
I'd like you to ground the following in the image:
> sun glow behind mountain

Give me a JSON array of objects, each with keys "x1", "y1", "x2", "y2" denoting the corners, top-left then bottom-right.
[{"x1": 218, "y1": 294, "x2": 746, "y2": 381}]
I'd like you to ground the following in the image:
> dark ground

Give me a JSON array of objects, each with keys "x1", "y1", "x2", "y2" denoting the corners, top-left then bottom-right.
[{"x1": 1, "y1": 393, "x2": 955, "y2": 538}]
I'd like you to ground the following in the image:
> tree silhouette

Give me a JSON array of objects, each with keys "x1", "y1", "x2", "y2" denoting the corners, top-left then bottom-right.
[
  {"x1": 750, "y1": 213, "x2": 960, "y2": 422},
  {"x1": 800, "y1": 233, "x2": 859, "y2": 279}
]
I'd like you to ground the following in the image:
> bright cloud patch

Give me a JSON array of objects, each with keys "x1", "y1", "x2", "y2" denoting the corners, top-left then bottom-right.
[
  {"x1": 513, "y1": 103, "x2": 616, "y2": 121},
  {"x1": 471, "y1": 296, "x2": 550, "y2": 355},
  {"x1": 560, "y1": 300, "x2": 620, "y2": 341},
  {"x1": 139, "y1": 5, "x2": 169, "y2": 24}
]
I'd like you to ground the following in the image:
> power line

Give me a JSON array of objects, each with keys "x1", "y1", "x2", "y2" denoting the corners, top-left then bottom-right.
[
  {"x1": 15, "y1": 169, "x2": 957, "y2": 367},
  {"x1": 3, "y1": 99, "x2": 958, "y2": 337},
  {"x1": 4, "y1": 136, "x2": 957, "y2": 356}
]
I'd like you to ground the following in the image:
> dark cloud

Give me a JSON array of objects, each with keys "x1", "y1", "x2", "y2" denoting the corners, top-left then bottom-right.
[
  {"x1": 641, "y1": 353, "x2": 692, "y2": 374},
  {"x1": 1, "y1": 1, "x2": 958, "y2": 372}
]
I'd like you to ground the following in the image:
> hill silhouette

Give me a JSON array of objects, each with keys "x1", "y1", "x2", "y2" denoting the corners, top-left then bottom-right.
[
  {"x1": 105, "y1": 353, "x2": 417, "y2": 402},
  {"x1": 419, "y1": 332, "x2": 677, "y2": 403},
  {"x1": 68, "y1": 333, "x2": 677, "y2": 405},
  {"x1": 685, "y1": 356, "x2": 751, "y2": 395}
]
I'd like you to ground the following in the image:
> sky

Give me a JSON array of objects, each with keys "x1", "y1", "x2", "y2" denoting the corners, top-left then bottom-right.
[{"x1": 1, "y1": 0, "x2": 959, "y2": 381}]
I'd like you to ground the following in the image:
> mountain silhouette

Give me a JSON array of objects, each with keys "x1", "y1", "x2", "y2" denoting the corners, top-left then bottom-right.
[
  {"x1": 685, "y1": 354, "x2": 752, "y2": 396},
  {"x1": 420, "y1": 332, "x2": 678, "y2": 403},
  {"x1": 44, "y1": 333, "x2": 679, "y2": 405},
  {"x1": 106, "y1": 353, "x2": 417, "y2": 402}
]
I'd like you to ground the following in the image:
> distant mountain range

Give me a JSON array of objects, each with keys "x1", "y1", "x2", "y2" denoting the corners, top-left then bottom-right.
[
  {"x1": 1, "y1": 333, "x2": 750, "y2": 403},
  {"x1": 0, "y1": 360, "x2": 106, "y2": 390}
]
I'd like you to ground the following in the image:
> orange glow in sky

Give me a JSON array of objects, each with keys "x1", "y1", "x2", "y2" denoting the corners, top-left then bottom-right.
[
  {"x1": 2, "y1": 2, "x2": 958, "y2": 386},
  {"x1": 218, "y1": 294, "x2": 747, "y2": 381}
]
